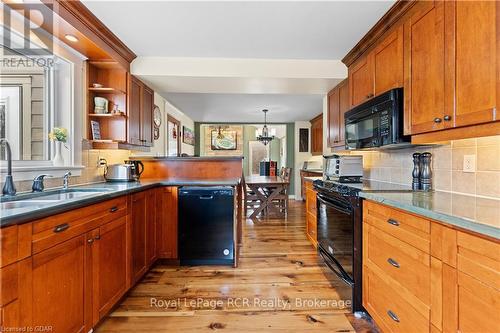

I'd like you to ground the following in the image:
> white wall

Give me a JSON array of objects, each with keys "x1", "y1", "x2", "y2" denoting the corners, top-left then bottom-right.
[
  {"x1": 294, "y1": 121, "x2": 312, "y2": 200},
  {"x1": 165, "y1": 100, "x2": 195, "y2": 156},
  {"x1": 148, "y1": 92, "x2": 167, "y2": 156}
]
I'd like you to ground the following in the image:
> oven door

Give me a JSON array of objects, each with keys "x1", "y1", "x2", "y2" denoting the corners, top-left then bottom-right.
[{"x1": 316, "y1": 193, "x2": 354, "y2": 286}]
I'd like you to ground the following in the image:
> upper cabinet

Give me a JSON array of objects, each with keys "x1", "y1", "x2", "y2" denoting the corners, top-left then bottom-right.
[
  {"x1": 343, "y1": 0, "x2": 499, "y2": 143},
  {"x1": 450, "y1": 0, "x2": 497, "y2": 128},
  {"x1": 348, "y1": 26, "x2": 404, "y2": 108},
  {"x1": 327, "y1": 79, "x2": 349, "y2": 148},
  {"x1": 128, "y1": 76, "x2": 154, "y2": 147},
  {"x1": 403, "y1": 1, "x2": 447, "y2": 135},
  {"x1": 310, "y1": 114, "x2": 323, "y2": 155}
]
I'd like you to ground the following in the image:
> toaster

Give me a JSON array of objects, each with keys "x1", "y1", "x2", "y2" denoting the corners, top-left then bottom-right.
[
  {"x1": 104, "y1": 164, "x2": 138, "y2": 182},
  {"x1": 324, "y1": 154, "x2": 363, "y2": 183}
]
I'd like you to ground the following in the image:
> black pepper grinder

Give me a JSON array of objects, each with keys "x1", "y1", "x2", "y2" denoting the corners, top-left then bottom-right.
[
  {"x1": 412, "y1": 153, "x2": 421, "y2": 190},
  {"x1": 420, "y1": 152, "x2": 432, "y2": 191}
]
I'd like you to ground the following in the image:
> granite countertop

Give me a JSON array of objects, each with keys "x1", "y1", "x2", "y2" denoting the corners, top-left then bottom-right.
[
  {"x1": 0, "y1": 178, "x2": 241, "y2": 228},
  {"x1": 361, "y1": 191, "x2": 500, "y2": 240},
  {"x1": 304, "y1": 176, "x2": 322, "y2": 182},
  {"x1": 130, "y1": 156, "x2": 244, "y2": 161},
  {"x1": 301, "y1": 169, "x2": 323, "y2": 174}
]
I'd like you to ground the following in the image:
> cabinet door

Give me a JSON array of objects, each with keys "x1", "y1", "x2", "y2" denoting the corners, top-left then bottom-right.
[
  {"x1": 156, "y1": 187, "x2": 178, "y2": 259},
  {"x1": 128, "y1": 76, "x2": 142, "y2": 146},
  {"x1": 19, "y1": 235, "x2": 91, "y2": 333},
  {"x1": 327, "y1": 87, "x2": 340, "y2": 147},
  {"x1": 310, "y1": 116, "x2": 323, "y2": 155},
  {"x1": 404, "y1": 1, "x2": 447, "y2": 135},
  {"x1": 451, "y1": 0, "x2": 498, "y2": 127},
  {"x1": 373, "y1": 26, "x2": 404, "y2": 95},
  {"x1": 146, "y1": 189, "x2": 157, "y2": 266},
  {"x1": 130, "y1": 191, "x2": 147, "y2": 283},
  {"x1": 141, "y1": 85, "x2": 154, "y2": 147},
  {"x1": 338, "y1": 79, "x2": 349, "y2": 146},
  {"x1": 348, "y1": 55, "x2": 374, "y2": 107},
  {"x1": 92, "y1": 216, "x2": 128, "y2": 323}
]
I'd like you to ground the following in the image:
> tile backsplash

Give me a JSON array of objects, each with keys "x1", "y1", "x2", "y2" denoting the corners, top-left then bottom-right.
[
  {"x1": 356, "y1": 135, "x2": 500, "y2": 199},
  {"x1": 11, "y1": 148, "x2": 132, "y2": 193}
]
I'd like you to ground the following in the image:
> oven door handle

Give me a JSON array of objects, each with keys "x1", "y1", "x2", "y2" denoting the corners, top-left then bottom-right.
[
  {"x1": 317, "y1": 194, "x2": 352, "y2": 215},
  {"x1": 318, "y1": 247, "x2": 354, "y2": 287}
]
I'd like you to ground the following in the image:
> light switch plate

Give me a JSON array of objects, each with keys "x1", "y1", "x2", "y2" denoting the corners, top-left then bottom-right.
[{"x1": 463, "y1": 155, "x2": 476, "y2": 173}]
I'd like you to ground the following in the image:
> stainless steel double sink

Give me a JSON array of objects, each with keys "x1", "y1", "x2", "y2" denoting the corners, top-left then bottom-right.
[{"x1": 1, "y1": 188, "x2": 114, "y2": 210}]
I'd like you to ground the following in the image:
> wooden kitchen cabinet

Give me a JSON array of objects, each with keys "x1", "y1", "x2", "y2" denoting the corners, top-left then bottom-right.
[
  {"x1": 403, "y1": 1, "x2": 447, "y2": 135},
  {"x1": 310, "y1": 114, "x2": 323, "y2": 155},
  {"x1": 156, "y1": 187, "x2": 178, "y2": 259},
  {"x1": 327, "y1": 79, "x2": 349, "y2": 148},
  {"x1": 128, "y1": 75, "x2": 154, "y2": 147},
  {"x1": 20, "y1": 235, "x2": 91, "y2": 333},
  {"x1": 146, "y1": 188, "x2": 157, "y2": 266},
  {"x1": 348, "y1": 55, "x2": 374, "y2": 108},
  {"x1": 305, "y1": 180, "x2": 317, "y2": 248},
  {"x1": 446, "y1": 0, "x2": 498, "y2": 128},
  {"x1": 363, "y1": 200, "x2": 500, "y2": 333},
  {"x1": 91, "y1": 215, "x2": 128, "y2": 324},
  {"x1": 130, "y1": 191, "x2": 148, "y2": 284},
  {"x1": 373, "y1": 26, "x2": 404, "y2": 96}
]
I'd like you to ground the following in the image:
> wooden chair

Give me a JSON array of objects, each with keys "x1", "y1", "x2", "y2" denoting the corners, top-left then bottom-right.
[
  {"x1": 244, "y1": 177, "x2": 262, "y2": 217},
  {"x1": 273, "y1": 167, "x2": 292, "y2": 215}
]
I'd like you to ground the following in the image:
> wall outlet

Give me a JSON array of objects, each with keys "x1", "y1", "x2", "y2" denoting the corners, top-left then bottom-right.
[{"x1": 463, "y1": 155, "x2": 476, "y2": 173}]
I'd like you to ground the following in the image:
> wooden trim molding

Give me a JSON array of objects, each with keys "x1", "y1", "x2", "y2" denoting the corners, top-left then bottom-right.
[
  {"x1": 411, "y1": 121, "x2": 500, "y2": 144},
  {"x1": 310, "y1": 113, "x2": 323, "y2": 123},
  {"x1": 52, "y1": 0, "x2": 136, "y2": 64},
  {"x1": 342, "y1": 0, "x2": 417, "y2": 67}
]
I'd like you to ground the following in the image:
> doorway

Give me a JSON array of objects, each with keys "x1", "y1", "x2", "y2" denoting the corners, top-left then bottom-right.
[{"x1": 167, "y1": 115, "x2": 181, "y2": 157}]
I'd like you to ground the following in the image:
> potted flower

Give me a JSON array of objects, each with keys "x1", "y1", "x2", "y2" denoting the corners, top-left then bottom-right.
[{"x1": 48, "y1": 127, "x2": 68, "y2": 166}]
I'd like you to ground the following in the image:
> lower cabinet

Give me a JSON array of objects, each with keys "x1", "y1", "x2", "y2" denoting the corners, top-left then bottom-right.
[
  {"x1": 0, "y1": 186, "x2": 178, "y2": 332},
  {"x1": 156, "y1": 186, "x2": 178, "y2": 259},
  {"x1": 363, "y1": 200, "x2": 500, "y2": 333},
  {"x1": 91, "y1": 216, "x2": 128, "y2": 324},
  {"x1": 304, "y1": 180, "x2": 317, "y2": 248}
]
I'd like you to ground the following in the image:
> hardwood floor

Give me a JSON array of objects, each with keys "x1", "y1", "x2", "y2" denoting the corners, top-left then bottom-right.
[{"x1": 96, "y1": 200, "x2": 378, "y2": 332}]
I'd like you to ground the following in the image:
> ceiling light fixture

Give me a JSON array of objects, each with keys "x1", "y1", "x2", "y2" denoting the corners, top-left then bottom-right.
[
  {"x1": 257, "y1": 109, "x2": 275, "y2": 146},
  {"x1": 64, "y1": 34, "x2": 79, "y2": 43}
]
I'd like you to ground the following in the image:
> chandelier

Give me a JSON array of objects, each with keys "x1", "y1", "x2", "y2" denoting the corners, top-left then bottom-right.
[{"x1": 256, "y1": 109, "x2": 275, "y2": 146}]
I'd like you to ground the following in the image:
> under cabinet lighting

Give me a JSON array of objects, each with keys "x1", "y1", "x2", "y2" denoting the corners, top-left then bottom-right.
[{"x1": 64, "y1": 34, "x2": 79, "y2": 43}]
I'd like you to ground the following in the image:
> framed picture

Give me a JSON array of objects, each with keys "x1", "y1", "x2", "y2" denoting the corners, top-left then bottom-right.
[
  {"x1": 299, "y1": 128, "x2": 309, "y2": 152},
  {"x1": 211, "y1": 130, "x2": 237, "y2": 150},
  {"x1": 182, "y1": 126, "x2": 195, "y2": 146},
  {"x1": 90, "y1": 120, "x2": 101, "y2": 140}
]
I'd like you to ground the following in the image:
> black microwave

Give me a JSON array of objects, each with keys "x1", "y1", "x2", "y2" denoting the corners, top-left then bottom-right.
[{"x1": 344, "y1": 88, "x2": 410, "y2": 150}]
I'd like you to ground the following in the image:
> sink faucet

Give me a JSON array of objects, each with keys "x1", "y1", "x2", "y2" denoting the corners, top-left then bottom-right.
[
  {"x1": 1, "y1": 139, "x2": 16, "y2": 196},
  {"x1": 32, "y1": 174, "x2": 52, "y2": 192},
  {"x1": 63, "y1": 171, "x2": 72, "y2": 190}
]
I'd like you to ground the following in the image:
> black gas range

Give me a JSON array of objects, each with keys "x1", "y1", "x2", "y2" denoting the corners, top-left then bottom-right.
[{"x1": 313, "y1": 178, "x2": 411, "y2": 313}]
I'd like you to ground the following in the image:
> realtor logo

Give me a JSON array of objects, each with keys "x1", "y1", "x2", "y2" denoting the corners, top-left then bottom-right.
[{"x1": 2, "y1": 2, "x2": 54, "y2": 56}]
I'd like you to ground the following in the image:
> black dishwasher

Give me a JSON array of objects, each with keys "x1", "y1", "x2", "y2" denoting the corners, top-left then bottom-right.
[{"x1": 178, "y1": 186, "x2": 234, "y2": 265}]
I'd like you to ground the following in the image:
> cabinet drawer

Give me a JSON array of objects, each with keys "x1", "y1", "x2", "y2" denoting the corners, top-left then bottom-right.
[
  {"x1": 364, "y1": 224, "x2": 430, "y2": 305},
  {"x1": 364, "y1": 200, "x2": 430, "y2": 253},
  {"x1": 456, "y1": 231, "x2": 500, "y2": 290},
  {"x1": 364, "y1": 267, "x2": 429, "y2": 333},
  {"x1": 32, "y1": 196, "x2": 127, "y2": 254}
]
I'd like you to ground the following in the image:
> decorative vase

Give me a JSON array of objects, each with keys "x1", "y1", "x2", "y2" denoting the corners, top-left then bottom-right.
[{"x1": 53, "y1": 141, "x2": 64, "y2": 166}]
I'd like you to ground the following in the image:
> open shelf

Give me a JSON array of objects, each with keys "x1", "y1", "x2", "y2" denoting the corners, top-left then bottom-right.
[
  {"x1": 88, "y1": 87, "x2": 126, "y2": 94},
  {"x1": 89, "y1": 113, "x2": 127, "y2": 118}
]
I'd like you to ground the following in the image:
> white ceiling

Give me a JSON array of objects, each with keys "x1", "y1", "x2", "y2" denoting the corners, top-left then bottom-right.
[
  {"x1": 83, "y1": 1, "x2": 394, "y2": 122},
  {"x1": 164, "y1": 93, "x2": 323, "y2": 122},
  {"x1": 83, "y1": 1, "x2": 394, "y2": 59}
]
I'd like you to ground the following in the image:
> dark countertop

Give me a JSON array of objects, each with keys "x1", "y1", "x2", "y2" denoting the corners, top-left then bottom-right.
[
  {"x1": 301, "y1": 168, "x2": 323, "y2": 174},
  {"x1": 0, "y1": 179, "x2": 241, "y2": 228}
]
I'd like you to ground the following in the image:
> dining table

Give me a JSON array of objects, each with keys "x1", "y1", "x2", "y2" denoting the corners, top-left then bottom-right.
[{"x1": 245, "y1": 175, "x2": 290, "y2": 219}]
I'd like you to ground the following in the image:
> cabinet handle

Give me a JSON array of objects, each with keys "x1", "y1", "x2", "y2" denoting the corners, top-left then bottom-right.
[
  {"x1": 87, "y1": 238, "x2": 94, "y2": 244},
  {"x1": 53, "y1": 223, "x2": 69, "y2": 233},
  {"x1": 434, "y1": 117, "x2": 442, "y2": 123},
  {"x1": 110, "y1": 206, "x2": 118, "y2": 212},
  {"x1": 95, "y1": 235, "x2": 101, "y2": 240},
  {"x1": 387, "y1": 310, "x2": 400, "y2": 322},
  {"x1": 443, "y1": 115, "x2": 452, "y2": 121},
  {"x1": 387, "y1": 258, "x2": 400, "y2": 268},
  {"x1": 387, "y1": 219, "x2": 400, "y2": 227}
]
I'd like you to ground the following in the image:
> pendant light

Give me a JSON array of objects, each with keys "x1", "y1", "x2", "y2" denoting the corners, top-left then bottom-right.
[{"x1": 257, "y1": 109, "x2": 275, "y2": 145}]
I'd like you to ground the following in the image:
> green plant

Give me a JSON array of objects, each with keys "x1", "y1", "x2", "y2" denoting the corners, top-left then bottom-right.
[{"x1": 48, "y1": 127, "x2": 68, "y2": 143}]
